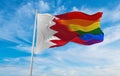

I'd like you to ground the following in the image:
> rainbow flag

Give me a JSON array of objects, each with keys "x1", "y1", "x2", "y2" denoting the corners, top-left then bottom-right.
[
  {"x1": 50, "y1": 11, "x2": 104, "y2": 47},
  {"x1": 35, "y1": 11, "x2": 104, "y2": 53}
]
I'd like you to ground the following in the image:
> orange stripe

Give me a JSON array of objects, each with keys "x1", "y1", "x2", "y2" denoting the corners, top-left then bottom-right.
[{"x1": 58, "y1": 19, "x2": 99, "y2": 26}]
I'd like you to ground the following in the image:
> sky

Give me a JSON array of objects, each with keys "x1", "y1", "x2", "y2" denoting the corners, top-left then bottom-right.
[{"x1": 0, "y1": 0, "x2": 120, "y2": 76}]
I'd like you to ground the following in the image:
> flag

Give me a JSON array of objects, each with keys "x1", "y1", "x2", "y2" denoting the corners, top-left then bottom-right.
[{"x1": 35, "y1": 11, "x2": 104, "y2": 53}]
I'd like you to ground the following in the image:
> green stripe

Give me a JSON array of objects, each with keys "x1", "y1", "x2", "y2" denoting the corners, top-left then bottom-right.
[{"x1": 76, "y1": 28, "x2": 103, "y2": 36}]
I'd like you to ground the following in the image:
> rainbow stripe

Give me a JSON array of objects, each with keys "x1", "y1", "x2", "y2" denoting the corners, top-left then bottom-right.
[{"x1": 50, "y1": 11, "x2": 104, "y2": 47}]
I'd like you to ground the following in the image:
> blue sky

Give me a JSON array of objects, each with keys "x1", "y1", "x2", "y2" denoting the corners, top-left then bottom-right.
[{"x1": 0, "y1": 0, "x2": 120, "y2": 76}]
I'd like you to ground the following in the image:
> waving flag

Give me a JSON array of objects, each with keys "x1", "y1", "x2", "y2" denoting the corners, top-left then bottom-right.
[{"x1": 35, "y1": 11, "x2": 104, "y2": 53}]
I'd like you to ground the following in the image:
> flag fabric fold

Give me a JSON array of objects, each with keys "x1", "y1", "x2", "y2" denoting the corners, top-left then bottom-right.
[{"x1": 35, "y1": 11, "x2": 104, "y2": 53}]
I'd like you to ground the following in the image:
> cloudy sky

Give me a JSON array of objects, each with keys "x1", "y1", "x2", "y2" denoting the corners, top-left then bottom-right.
[{"x1": 0, "y1": 0, "x2": 120, "y2": 76}]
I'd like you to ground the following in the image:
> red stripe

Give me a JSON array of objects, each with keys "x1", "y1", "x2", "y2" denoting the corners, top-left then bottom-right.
[{"x1": 55, "y1": 11, "x2": 103, "y2": 20}]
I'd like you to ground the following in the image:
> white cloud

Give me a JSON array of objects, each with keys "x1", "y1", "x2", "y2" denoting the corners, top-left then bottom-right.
[
  {"x1": 72, "y1": 6, "x2": 79, "y2": 11},
  {"x1": 1, "y1": 1, "x2": 120, "y2": 76},
  {"x1": 102, "y1": 24, "x2": 120, "y2": 45},
  {"x1": 54, "y1": 5, "x2": 66, "y2": 14},
  {"x1": 0, "y1": 2, "x2": 34, "y2": 44},
  {"x1": 1, "y1": 55, "x2": 120, "y2": 76},
  {"x1": 0, "y1": 66, "x2": 120, "y2": 76},
  {"x1": 72, "y1": 6, "x2": 97, "y2": 14},
  {"x1": 12, "y1": 44, "x2": 31, "y2": 52},
  {"x1": 38, "y1": 1, "x2": 50, "y2": 12},
  {"x1": 0, "y1": 66, "x2": 29, "y2": 76},
  {"x1": 101, "y1": 5, "x2": 120, "y2": 22}
]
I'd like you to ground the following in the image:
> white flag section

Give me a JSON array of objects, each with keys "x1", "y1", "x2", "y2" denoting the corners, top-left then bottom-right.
[{"x1": 35, "y1": 14, "x2": 59, "y2": 54}]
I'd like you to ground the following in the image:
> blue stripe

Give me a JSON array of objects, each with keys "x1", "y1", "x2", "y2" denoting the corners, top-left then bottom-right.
[{"x1": 79, "y1": 33, "x2": 104, "y2": 41}]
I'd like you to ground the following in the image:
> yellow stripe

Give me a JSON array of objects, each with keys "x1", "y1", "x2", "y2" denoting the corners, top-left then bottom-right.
[
  {"x1": 69, "y1": 22, "x2": 100, "y2": 32},
  {"x1": 59, "y1": 19, "x2": 99, "y2": 26}
]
